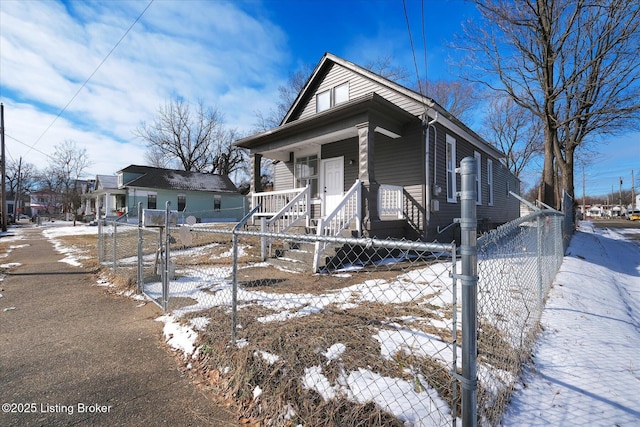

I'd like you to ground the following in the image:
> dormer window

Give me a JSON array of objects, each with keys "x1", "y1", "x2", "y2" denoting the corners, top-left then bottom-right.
[
  {"x1": 317, "y1": 90, "x2": 331, "y2": 112},
  {"x1": 316, "y1": 82, "x2": 350, "y2": 112}
]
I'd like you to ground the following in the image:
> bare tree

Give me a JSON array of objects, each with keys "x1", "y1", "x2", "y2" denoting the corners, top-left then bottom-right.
[
  {"x1": 6, "y1": 158, "x2": 37, "y2": 220},
  {"x1": 46, "y1": 140, "x2": 92, "y2": 221},
  {"x1": 210, "y1": 128, "x2": 247, "y2": 176},
  {"x1": 482, "y1": 95, "x2": 543, "y2": 178},
  {"x1": 136, "y1": 97, "x2": 224, "y2": 172},
  {"x1": 416, "y1": 79, "x2": 478, "y2": 123},
  {"x1": 365, "y1": 55, "x2": 410, "y2": 83},
  {"x1": 253, "y1": 64, "x2": 314, "y2": 132},
  {"x1": 458, "y1": 0, "x2": 640, "y2": 208}
]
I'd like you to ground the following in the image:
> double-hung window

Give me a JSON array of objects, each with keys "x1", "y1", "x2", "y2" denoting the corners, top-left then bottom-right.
[
  {"x1": 474, "y1": 151, "x2": 482, "y2": 205},
  {"x1": 487, "y1": 159, "x2": 494, "y2": 206},
  {"x1": 177, "y1": 194, "x2": 186, "y2": 212},
  {"x1": 214, "y1": 195, "x2": 221, "y2": 212},
  {"x1": 295, "y1": 155, "x2": 318, "y2": 198},
  {"x1": 147, "y1": 194, "x2": 157, "y2": 210},
  {"x1": 446, "y1": 135, "x2": 457, "y2": 202},
  {"x1": 316, "y1": 82, "x2": 349, "y2": 112}
]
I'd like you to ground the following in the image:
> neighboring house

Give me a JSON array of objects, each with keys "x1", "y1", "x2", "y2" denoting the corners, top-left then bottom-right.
[
  {"x1": 89, "y1": 165, "x2": 247, "y2": 223},
  {"x1": 236, "y1": 53, "x2": 520, "y2": 247},
  {"x1": 28, "y1": 190, "x2": 61, "y2": 217}
]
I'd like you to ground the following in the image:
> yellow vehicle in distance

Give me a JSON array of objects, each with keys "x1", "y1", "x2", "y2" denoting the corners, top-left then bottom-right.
[{"x1": 628, "y1": 209, "x2": 640, "y2": 221}]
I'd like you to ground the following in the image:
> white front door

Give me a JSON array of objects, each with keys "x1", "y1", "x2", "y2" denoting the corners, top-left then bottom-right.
[{"x1": 321, "y1": 156, "x2": 344, "y2": 215}]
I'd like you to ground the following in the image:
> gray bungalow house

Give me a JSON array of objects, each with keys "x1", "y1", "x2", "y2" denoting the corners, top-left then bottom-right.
[
  {"x1": 88, "y1": 165, "x2": 247, "y2": 223},
  {"x1": 236, "y1": 53, "x2": 520, "y2": 248}
]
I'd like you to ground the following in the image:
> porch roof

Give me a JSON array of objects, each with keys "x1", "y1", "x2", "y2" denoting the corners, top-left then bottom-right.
[{"x1": 235, "y1": 93, "x2": 417, "y2": 161}]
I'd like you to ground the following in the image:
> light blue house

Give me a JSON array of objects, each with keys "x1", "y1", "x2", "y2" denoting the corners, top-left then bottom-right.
[{"x1": 89, "y1": 165, "x2": 247, "y2": 223}]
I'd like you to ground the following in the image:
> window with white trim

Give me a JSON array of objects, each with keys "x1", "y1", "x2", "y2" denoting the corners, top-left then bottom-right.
[
  {"x1": 147, "y1": 193, "x2": 157, "y2": 210},
  {"x1": 334, "y1": 82, "x2": 349, "y2": 105},
  {"x1": 474, "y1": 151, "x2": 482, "y2": 205},
  {"x1": 446, "y1": 135, "x2": 457, "y2": 202},
  {"x1": 487, "y1": 159, "x2": 494, "y2": 206},
  {"x1": 316, "y1": 82, "x2": 350, "y2": 112},
  {"x1": 316, "y1": 90, "x2": 330, "y2": 112},
  {"x1": 295, "y1": 155, "x2": 318, "y2": 198},
  {"x1": 177, "y1": 194, "x2": 186, "y2": 212}
]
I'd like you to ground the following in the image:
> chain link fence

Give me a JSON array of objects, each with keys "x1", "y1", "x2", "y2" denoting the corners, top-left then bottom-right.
[
  {"x1": 96, "y1": 159, "x2": 571, "y2": 426},
  {"x1": 476, "y1": 210, "x2": 565, "y2": 425}
]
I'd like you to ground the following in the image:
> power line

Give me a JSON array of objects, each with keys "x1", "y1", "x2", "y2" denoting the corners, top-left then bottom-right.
[
  {"x1": 402, "y1": 0, "x2": 429, "y2": 117},
  {"x1": 26, "y1": 0, "x2": 155, "y2": 155},
  {"x1": 5, "y1": 133, "x2": 52, "y2": 159}
]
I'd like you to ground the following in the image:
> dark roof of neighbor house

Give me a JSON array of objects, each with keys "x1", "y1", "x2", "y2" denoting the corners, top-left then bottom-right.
[{"x1": 118, "y1": 165, "x2": 240, "y2": 193}]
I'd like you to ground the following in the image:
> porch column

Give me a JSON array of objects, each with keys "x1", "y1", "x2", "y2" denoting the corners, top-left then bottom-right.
[
  {"x1": 250, "y1": 153, "x2": 263, "y2": 195},
  {"x1": 104, "y1": 192, "x2": 112, "y2": 216},
  {"x1": 356, "y1": 122, "x2": 380, "y2": 231}
]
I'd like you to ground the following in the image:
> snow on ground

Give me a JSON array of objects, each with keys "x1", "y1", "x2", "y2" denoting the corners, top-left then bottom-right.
[
  {"x1": 502, "y1": 221, "x2": 640, "y2": 426},
  {"x1": 9, "y1": 220, "x2": 640, "y2": 425},
  {"x1": 40, "y1": 221, "x2": 98, "y2": 266}
]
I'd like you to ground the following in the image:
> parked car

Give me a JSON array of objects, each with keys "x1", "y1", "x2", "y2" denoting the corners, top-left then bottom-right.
[{"x1": 628, "y1": 210, "x2": 640, "y2": 221}]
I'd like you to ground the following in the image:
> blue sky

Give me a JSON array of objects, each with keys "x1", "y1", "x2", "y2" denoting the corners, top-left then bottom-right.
[{"x1": 0, "y1": 0, "x2": 637, "y2": 198}]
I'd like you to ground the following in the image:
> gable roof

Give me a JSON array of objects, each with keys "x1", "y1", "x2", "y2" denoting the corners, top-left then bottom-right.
[
  {"x1": 96, "y1": 174, "x2": 118, "y2": 190},
  {"x1": 277, "y1": 52, "x2": 504, "y2": 160},
  {"x1": 118, "y1": 165, "x2": 239, "y2": 193}
]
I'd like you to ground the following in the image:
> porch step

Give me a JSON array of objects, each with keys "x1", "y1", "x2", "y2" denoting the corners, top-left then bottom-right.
[
  {"x1": 269, "y1": 243, "x2": 316, "y2": 272},
  {"x1": 267, "y1": 241, "x2": 342, "y2": 273}
]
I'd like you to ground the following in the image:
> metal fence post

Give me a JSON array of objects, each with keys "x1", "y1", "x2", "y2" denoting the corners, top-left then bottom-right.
[
  {"x1": 458, "y1": 157, "x2": 478, "y2": 427},
  {"x1": 163, "y1": 201, "x2": 171, "y2": 312},
  {"x1": 137, "y1": 202, "x2": 143, "y2": 294},
  {"x1": 537, "y1": 215, "x2": 544, "y2": 308},
  {"x1": 231, "y1": 231, "x2": 239, "y2": 342},
  {"x1": 260, "y1": 216, "x2": 267, "y2": 261},
  {"x1": 98, "y1": 219, "x2": 103, "y2": 263},
  {"x1": 112, "y1": 220, "x2": 117, "y2": 271}
]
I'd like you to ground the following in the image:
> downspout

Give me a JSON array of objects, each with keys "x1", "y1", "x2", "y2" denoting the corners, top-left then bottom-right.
[{"x1": 423, "y1": 111, "x2": 438, "y2": 239}]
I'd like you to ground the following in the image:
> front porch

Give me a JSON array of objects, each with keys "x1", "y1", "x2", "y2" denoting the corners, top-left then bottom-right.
[{"x1": 250, "y1": 181, "x2": 426, "y2": 272}]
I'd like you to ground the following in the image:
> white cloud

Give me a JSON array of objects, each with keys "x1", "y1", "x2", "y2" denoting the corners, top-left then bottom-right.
[{"x1": 0, "y1": 0, "x2": 289, "y2": 176}]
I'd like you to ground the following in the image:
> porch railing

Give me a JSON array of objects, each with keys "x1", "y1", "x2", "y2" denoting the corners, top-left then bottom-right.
[
  {"x1": 264, "y1": 186, "x2": 311, "y2": 233},
  {"x1": 251, "y1": 187, "x2": 309, "y2": 222},
  {"x1": 379, "y1": 184, "x2": 403, "y2": 218},
  {"x1": 313, "y1": 180, "x2": 361, "y2": 272},
  {"x1": 255, "y1": 187, "x2": 311, "y2": 259}
]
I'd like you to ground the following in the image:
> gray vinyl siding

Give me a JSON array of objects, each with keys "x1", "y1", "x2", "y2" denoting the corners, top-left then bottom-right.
[
  {"x1": 273, "y1": 161, "x2": 294, "y2": 192},
  {"x1": 297, "y1": 64, "x2": 425, "y2": 122},
  {"x1": 426, "y1": 122, "x2": 520, "y2": 240}
]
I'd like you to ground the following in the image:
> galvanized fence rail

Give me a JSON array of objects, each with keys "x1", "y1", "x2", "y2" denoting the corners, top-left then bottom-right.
[{"x1": 96, "y1": 157, "x2": 570, "y2": 426}]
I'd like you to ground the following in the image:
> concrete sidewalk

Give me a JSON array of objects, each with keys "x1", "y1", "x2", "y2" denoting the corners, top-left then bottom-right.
[{"x1": 0, "y1": 226, "x2": 238, "y2": 426}]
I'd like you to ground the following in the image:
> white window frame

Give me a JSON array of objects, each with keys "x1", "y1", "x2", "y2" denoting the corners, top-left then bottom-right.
[
  {"x1": 487, "y1": 159, "x2": 494, "y2": 206},
  {"x1": 147, "y1": 192, "x2": 157, "y2": 210},
  {"x1": 446, "y1": 135, "x2": 457, "y2": 203},
  {"x1": 294, "y1": 152, "x2": 320, "y2": 198},
  {"x1": 334, "y1": 82, "x2": 349, "y2": 105},
  {"x1": 316, "y1": 89, "x2": 330, "y2": 112},
  {"x1": 177, "y1": 193, "x2": 186, "y2": 212},
  {"x1": 474, "y1": 151, "x2": 482, "y2": 205},
  {"x1": 316, "y1": 82, "x2": 350, "y2": 112}
]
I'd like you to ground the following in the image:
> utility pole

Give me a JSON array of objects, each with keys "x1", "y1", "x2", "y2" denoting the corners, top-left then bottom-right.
[
  {"x1": 619, "y1": 177, "x2": 623, "y2": 208},
  {"x1": 632, "y1": 170, "x2": 636, "y2": 212},
  {"x1": 1, "y1": 103, "x2": 6, "y2": 232}
]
